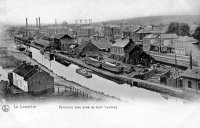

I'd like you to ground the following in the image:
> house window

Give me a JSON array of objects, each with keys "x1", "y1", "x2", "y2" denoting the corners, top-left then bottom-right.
[
  {"x1": 198, "y1": 83, "x2": 200, "y2": 90},
  {"x1": 188, "y1": 81, "x2": 192, "y2": 88}
]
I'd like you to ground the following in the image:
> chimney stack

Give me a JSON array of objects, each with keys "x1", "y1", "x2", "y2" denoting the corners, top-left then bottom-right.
[
  {"x1": 26, "y1": 18, "x2": 28, "y2": 28},
  {"x1": 39, "y1": 17, "x2": 40, "y2": 27},
  {"x1": 36, "y1": 18, "x2": 38, "y2": 27}
]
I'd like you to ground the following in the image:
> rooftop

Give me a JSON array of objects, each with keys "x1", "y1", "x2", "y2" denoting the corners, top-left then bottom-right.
[
  {"x1": 158, "y1": 33, "x2": 179, "y2": 39},
  {"x1": 144, "y1": 34, "x2": 159, "y2": 39},
  {"x1": 31, "y1": 39, "x2": 51, "y2": 47},
  {"x1": 175, "y1": 36, "x2": 198, "y2": 42},
  {"x1": 77, "y1": 41, "x2": 90, "y2": 50},
  {"x1": 13, "y1": 63, "x2": 35, "y2": 77},
  {"x1": 136, "y1": 27, "x2": 167, "y2": 34},
  {"x1": 54, "y1": 34, "x2": 75, "y2": 40},
  {"x1": 112, "y1": 39, "x2": 130, "y2": 47},
  {"x1": 181, "y1": 67, "x2": 200, "y2": 80},
  {"x1": 13, "y1": 62, "x2": 45, "y2": 81},
  {"x1": 92, "y1": 39, "x2": 112, "y2": 50},
  {"x1": 124, "y1": 43, "x2": 137, "y2": 53}
]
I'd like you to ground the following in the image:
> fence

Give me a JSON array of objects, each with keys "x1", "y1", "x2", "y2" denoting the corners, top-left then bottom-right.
[{"x1": 55, "y1": 84, "x2": 89, "y2": 98}]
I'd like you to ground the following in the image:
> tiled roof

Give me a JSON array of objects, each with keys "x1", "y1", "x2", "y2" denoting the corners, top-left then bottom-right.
[
  {"x1": 136, "y1": 28, "x2": 167, "y2": 34},
  {"x1": 24, "y1": 68, "x2": 39, "y2": 81},
  {"x1": 13, "y1": 62, "x2": 44, "y2": 81},
  {"x1": 92, "y1": 39, "x2": 112, "y2": 50},
  {"x1": 124, "y1": 43, "x2": 137, "y2": 53},
  {"x1": 136, "y1": 29, "x2": 151, "y2": 34},
  {"x1": 54, "y1": 34, "x2": 74, "y2": 39},
  {"x1": 31, "y1": 39, "x2": 51, "y2": 47},
  {"x1": 77, "y1": 41, "x2": 90, "y2": 50},
  {"x1": 112, "y1": 39, "x2": 130, "y2": 47},
  {"x1": 144, "y1": 34, "x2": 159, "y2": 39},
  {"x1": 13, "y1": 63, "x2": 35, "y2": 77},
  {"x1": 181, "y1": 67, "x2": 200, "y2": 80},
  {"x1": 158, "y1": 33, "x2": 179, "y2": 39}
]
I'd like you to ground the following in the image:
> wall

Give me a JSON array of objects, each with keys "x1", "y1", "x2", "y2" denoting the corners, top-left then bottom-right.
[
  {"x1": 182, "y1": 77, "x2": 200, "y2": 93},
  {"x1": 28, "y1": 71, "x2": 54, "y2": 94},
  {"x1": 12, "y1": 72, "x2": 28, "y2": 92},
  {"x1": 111, "y1": 46, "x2": 125, "y2": 56},
  {"x1": 60, "y1": 38, "x2": 76, "y2": 51}
]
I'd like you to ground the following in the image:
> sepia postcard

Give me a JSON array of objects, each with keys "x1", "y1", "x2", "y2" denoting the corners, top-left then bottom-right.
[{"x1": 0, "y1": 0, "x2": 200, "y2": 127}]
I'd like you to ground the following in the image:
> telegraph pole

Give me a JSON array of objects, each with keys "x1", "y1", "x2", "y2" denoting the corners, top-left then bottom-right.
[{"x1": 175, "y1": 51, "x2": 178, "y2": 88}]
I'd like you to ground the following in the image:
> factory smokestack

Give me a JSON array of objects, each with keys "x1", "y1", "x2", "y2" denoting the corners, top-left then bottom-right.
[
  {"x1": 26, "y1": 18, "x2": 28, "y2": 28},
  {"x1": 36, "y1": 18, "x2": 38, "y2": 27},
  {"x1": 39, "y1": 17, "x2": 40, "y2": 27}
]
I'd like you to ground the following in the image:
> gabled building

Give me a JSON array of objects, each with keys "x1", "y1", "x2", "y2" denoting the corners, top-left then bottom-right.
[
  {"x1": 136, "y1": 25, "x2": 168, "y2": 41},
  {"x1": 110, "y1": 38, "x2": 131, "y2": 62},
  {"x1": 92, "y1": 38, "x2": 112, "y2": 52},
  {"x1": 110, "y1": 38, "x2": 153, "y2": 65},
  {"x1": 76, "y1": 41, "x2": 99, "y2": 57},
  {"x1": 181, "y1": 67, "x2": 200, "y2": 93},
  {"x1": 11, "y1": 62, "x2": 54, "y2": 94},
  {"x1": 122, "y1": 25, "x2": 142, "y2": 41},
  {"x1": 124, "y1": 42, "x2": 153, "y2": 66},
  {"x1": 54, "y1": 34, "x2": 77, "y2": 51}
]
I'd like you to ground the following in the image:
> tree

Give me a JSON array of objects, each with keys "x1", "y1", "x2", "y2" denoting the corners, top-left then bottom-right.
[
  {"x1": 166, "y1": 22, "x2": 180, "y2": 35},
  {"x1": 179, "y1": 23, "x2": 190, "y2": 36},
  {"x1": 193, "y1": 26, "x2": 200, "y2": 41},
  {"x1": 167, "y1": 22, "x2": 190, "y2": 36}
]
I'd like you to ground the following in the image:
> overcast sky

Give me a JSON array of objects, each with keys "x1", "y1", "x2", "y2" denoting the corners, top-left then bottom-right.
[{"x1": 0, "y1": 0, "x2": 200, "y2": 25}]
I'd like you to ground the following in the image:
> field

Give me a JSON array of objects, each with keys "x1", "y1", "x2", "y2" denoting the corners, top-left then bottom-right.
[{"x1": 0, "y1": 47, "x2": 21, "y2": 69}]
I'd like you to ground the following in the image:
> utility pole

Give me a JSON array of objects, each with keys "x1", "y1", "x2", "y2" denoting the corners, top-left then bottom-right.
[
  {"x1": 190, "y1": 50, "x2": 192, "y2": 70},
  {"x1": 175, "y1": 51, "x2": 178, "y2": 88}
]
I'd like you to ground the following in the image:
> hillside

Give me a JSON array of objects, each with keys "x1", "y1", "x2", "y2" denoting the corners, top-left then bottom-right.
[{"x1": 102, "y1": 15, "x2": 200, "y2": 26}]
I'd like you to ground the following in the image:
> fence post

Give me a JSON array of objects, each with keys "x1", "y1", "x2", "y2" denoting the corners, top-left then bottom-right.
[{"x1": 57, "y1": 87, "x2": 59, "y2": 93}]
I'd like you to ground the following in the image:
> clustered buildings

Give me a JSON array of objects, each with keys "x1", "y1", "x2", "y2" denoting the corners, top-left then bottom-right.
[{"x1": 7, "y1": 18, "x2": 200, "y2": 95}]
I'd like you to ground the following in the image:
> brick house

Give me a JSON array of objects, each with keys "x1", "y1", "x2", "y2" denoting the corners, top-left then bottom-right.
[
  {"x1": 181, "y1": 67, "x2": 200, "y2": 93},
  {"x1": 54, "y1": 34, "x2": 77, "y2": 51},
  {"x1": 11, "y1": 62, "x2": 54, "y2": 95}
]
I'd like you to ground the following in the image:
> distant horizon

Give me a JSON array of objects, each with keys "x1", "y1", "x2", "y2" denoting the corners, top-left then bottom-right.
[
  {"x1": 1, "y1": 0, "x2": 200, "y2": 25},
  {"x1": 3, "y1": 14, "x2": 200, "y2": 27}
]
